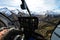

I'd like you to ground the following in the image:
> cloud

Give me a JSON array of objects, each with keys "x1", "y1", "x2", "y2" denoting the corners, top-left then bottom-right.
[
  {"x1": 0, "y1": 0, "x2": 60, "y2": 12},
  {"x1": 42, "y1": 0, "x2": 56, "y2": 9},
  {"x1": 55, "y1": 0, "x2": 60, "y2": 9},
  {"x1": 25, "y1": 0, "x2": 60, "y2": 12},
  {"x1": 0, "y1": 0, "x2": 21, "y2": 9},
  {"x1": 9, "y1": 0, "x2": 21, "y2": 6}
]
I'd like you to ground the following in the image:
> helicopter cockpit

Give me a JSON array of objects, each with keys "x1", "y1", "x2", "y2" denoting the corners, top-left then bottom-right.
[{"x1": 0, "y1": 0, "x2": 60, "y2": 40}]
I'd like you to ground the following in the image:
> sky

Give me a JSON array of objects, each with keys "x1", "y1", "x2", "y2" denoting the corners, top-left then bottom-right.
[
  {"x1": 0, "y1": 0, "x2": 60, "y2": 13},
  {"x1": 0, "y1": 0, "x2": 21, "y2": 10}
]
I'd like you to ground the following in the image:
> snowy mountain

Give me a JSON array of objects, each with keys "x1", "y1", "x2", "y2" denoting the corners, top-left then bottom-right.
[
  {"x1": 0, "y1": 7, "x2": 60, "y2": 17},
  {"x1": 11, "y1": 9, "x2": 19, "y2": 14},
  {"x1": 0, "y1": 7, "x2": 12, "y2": 16},
  {"x1": 0, "y1": 7, "x2": 29, "y2": 17},
  {"x1": 45, "y1": 10, "x2": 60, "y2": 17}
]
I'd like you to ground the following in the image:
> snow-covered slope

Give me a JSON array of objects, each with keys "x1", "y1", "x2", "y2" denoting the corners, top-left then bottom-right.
[
  {"x1": 45, "y1": 10, "x2": 60, "y2": 17},
  {"x1": 0, "y1": 7, "x2": 12, "y2": 16},
  {"x1": 11, "y1": 9, "x2": 19, "y2": 14}
]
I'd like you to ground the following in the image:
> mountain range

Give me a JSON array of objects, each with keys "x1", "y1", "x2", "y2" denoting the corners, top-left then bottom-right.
[{"x1": 0, "y1": 7, "x2": 60, "y2": 17}]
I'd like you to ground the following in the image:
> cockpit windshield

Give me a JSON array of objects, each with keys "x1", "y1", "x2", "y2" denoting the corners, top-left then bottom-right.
[
  {"x1": 0, "y1": 0, "x2": 60, "y2": 40},
  {"x1": 0, "y1": 0, "x2": 60, "y2": 15}
]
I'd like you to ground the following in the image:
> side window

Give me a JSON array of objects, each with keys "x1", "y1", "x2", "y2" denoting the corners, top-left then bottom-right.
[{"x1": 51, "y1": 22, "x2": 60, "y2": 40}]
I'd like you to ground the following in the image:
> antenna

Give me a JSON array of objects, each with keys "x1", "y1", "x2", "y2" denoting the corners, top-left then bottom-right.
[{"x1": 21, "y1": 0, "x2": 31, "y2": 16}]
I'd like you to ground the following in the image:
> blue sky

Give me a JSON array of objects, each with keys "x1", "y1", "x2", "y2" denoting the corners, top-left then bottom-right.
[{"x1": 0, "y1": 0, "x2": 60, "y2": 12}]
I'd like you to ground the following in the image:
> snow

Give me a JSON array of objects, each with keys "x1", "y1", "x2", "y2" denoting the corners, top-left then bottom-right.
[{"x1": 0, "y1": 7, "x2": 12, "y2": 16}]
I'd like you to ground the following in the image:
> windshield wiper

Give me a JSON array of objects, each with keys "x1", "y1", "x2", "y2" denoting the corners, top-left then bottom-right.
[
  {"x1": 54, "y1": 32, "x2": 60, "y2": 38},
  {"x1": 21, "y1": 0, "x2": 31, "y2": 16}
]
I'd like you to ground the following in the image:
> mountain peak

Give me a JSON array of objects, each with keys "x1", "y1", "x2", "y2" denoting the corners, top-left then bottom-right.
[{"x1": 0, "y1": 7, "x2": 12, "y2": 16}]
